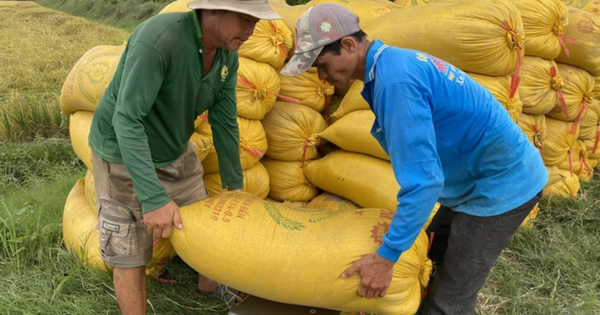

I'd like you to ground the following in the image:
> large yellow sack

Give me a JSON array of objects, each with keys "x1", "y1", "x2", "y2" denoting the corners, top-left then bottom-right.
[
  {"x1": 69, "y1": 110, "x2": 94, "y2": 171},
  {"x1": 64, "y1": 179, "x2": 178, "y2": 278},
  {"x1": 578, "y1": 99, "x2": 600, "y2": 141},
  {"x1": 239, "y1": 20, "x2": 293, "y2": 70},
  {"x1": 556, "y1": 140, "x2": 590, "y2": 176},
  {"x1": 269, "y1": 1, "x2": 308, "y2": 55},
  {"x1": 320, "y1": 110, "x2": 390, "y2": 161},
  {"x1": 332, "y1": 80, "x2": 370, "y2": 120},
  {"x1": 199, "y1": 116, "x2": 268, "y2": 173},
  {"x1": 542, "y1": 117, "x2": 580, "y2": 166},
  {"x1": 545, "y1": 63, "x2": 595, "y2": 125},
  {"x1": 170, "y1": 192, "x2": 432, "y2": 314},
  {"x1": 578, "y1": 158, "x2": 597, "y2": 182},
  {"x1": 583, "y1": 138, "x2": 600, "y2": 160},
  {"x1": 543, "y1": 168, "x2": 580, "y2": 198},
  {"x1": 467, "y1": 73, "x2": 522, "y2": 123},
  {"x1": 309, "y1": 0, "x2": 401, "y2": 28},
  {"x1": 261, "y1": 101, "x2": 327, "y2": 162},
  {"x1": 364, "y1": 0, "x2": 524, "y2": 76},
  {"x1": 261, "y1": 157, "x2": 319, "y2": 202},
  {"x1": 394, "y1": 0, "x2": 438, "y2": 6},
  {"x1": 204, "y1": 162, "x2": 270, "y2": 199},
  {"x1": 158, "y1": 0, "x2": 193, "y2": 13},
  {"x1": 554, "y1": 7, "x2": 600, "y2": 76},
  {"x1": 595, "y1": 76, "x2": 600, "y2": 99},
  {"x1": 517, "y1": 113, "x2": 546, "y2": 156},
  {"x1": 508, "y1": 0, "x2": 569, "y2": 60},
  {"x1": 306, "y1": 192, "x2": 360, "y2": 211},
  {"x1": 562, "y1": 0, "x2": 600, "y2": 18},
  {"x1": 189, "y1": 132, "x2": 213, "y2": 162},
  {"x1": 278, "y1": 69, "x2": 335, "y2": 112},
  {"x1": 60, "y1": 45, "x2": 124, "y2": 115},
  {"x1": 519, "y1": 57, "x2": 563, "y2": 115},
  {"x1": 236, "y1": 57, "x2": 280, "y2": 120}
]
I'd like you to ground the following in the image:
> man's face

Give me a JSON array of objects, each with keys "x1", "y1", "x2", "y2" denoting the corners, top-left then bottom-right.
[
  {"x1": 214, "y1": 11, "x2": 259, "y2": 51},
  {"x1": 312, "y1": 49, "x2": 355, "y2": 90}
]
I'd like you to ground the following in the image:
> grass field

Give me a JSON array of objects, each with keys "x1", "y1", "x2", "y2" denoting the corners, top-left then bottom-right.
[{"x1": 0, "y1": 1, "x2": 599, "y2": 314}]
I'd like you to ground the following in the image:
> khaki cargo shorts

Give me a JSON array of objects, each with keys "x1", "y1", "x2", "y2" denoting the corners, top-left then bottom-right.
[{"x1": 91, "y1": 143, "x2": 208, "y2": 268}]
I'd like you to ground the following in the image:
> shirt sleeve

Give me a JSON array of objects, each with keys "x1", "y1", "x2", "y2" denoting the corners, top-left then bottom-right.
[
  {"x1": 209, "y1": 56, "x2": 244, "y2": 190},
  {"x1": 112, "y1": 41, "x2": 172, "y2": 213},
  {"x1": 374, "y1": 83, "x2": 445, "y2": 262}
]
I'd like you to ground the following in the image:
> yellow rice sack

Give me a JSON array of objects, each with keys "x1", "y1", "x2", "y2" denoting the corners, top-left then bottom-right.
[
  {"x1": 467, "y1": 73, "x2": 522, "y2": 123},
  {"x1": 557, "y1": 140, "x2": 590, "y2": 177},
  {"x1": 189, "y1": 132, "x2": 213, "y2": 162},
  {"x1": 507, "y1": 0, "x2": 568, "y2": 60},
  {"x1": 306, "y1": 192, "x2": 360, "y2": 211},
  {"x1": 554, "y1": 7, "x2": 600, "y2": 76},
  {"x1": 170, "y1": 192, "x2": 432, "y2": 314},
  {"x1": 84, "y1": 169, "x2": 97, "y2": 209},
  {"x1": 578, "y1": 99, "x2": 600, "y2": 141},
  {"x1": 262, "y1": 101, "x2": 327, "y2": 162},
  {"x1": 265, "y1": 197, "x2": 310, "y2": 208},
  {"x1": 545, "y1": 63, "x2": 594, "y2": 125},
  {"x1": 278, "y1": 69, "x2": 335, "y2": 112},
  {"x1": 158, "y1": 0, "x2": 193, "y2": 13},
  {"x1": 519, "y1": 57, "x2": 563, "y2": 115},
  {"x1": 394, "y1": 0, "x2": 438, "y2": 6},
  {"x1": 309, "y1": 0, "x2": 401, "y2": 28},
  {"x1": 261, "y1": 157, "x2": 319, "y2": 202},
  {"x1": 543, "y1": 168, "x2": 580, "y2": 198},
  {"x1": 60, "y1": 45, "x2": 124, "y2": 115},
  {"x1": 239, "y1": 20, "x2": 293, "y2": 70},
  {"x1": 542, "y1": 117, "x2": 580, "y2": 166},
  {"x1": 204, "y1": 162, "x2": 270, "y2": 199},
  {"x1": 364, "y1": 0, "x2": 524, "y2": 76},
  {"x1": 332, "y1": 80, "x2": 370, "y2": 120},
  {"x1": 578, "y1": 158, "x2": 597, "y2": 182},
  {"x1": 199, "y1": 116, "x2": 268, "y2": 173},
  {"x1": 64, "y1": 179, "x2": 177, "y2": 278},
  {"x1": 320, "y1": 110, "x2": 390, "y2": 161},
  {"x1": 583, "y1": 138, "x2": 600, "y2": 160},
  {"x1": 517, "y1": 113, "x2": 546, "y2": 156},
  {"x1": 561, "y1": 0, "x2": 600, "y2": 18},
  {"x1": 69, "y1": 110, "x2": 94, "y2": 171},
  {"x1": 236, "y1": 57, "x2": 280, "y2": 120},
  {"x1": 595, "y1": 75, "x2": 600, "y2": 99}
]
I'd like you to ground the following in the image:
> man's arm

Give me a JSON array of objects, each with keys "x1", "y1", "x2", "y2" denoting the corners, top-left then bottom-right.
[{"x1": 208, "y1": 56, "x2": 244, "y2": 190}]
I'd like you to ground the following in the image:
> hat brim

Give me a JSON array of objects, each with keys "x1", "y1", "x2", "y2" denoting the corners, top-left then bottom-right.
[
  {"x1": 187, "y1": 0, "x2": 282, "y2": 20},
  {"x1": 280, "y1": 46, "x2": 324, "y2": 77}
]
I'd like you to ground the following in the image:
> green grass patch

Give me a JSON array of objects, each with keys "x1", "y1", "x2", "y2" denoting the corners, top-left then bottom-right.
[{"x1": 0, "y1": 1, "x2": 130, "y2": 142}]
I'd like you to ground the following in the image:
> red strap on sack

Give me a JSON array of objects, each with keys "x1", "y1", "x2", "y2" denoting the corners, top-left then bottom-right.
[
  {"x1": 558, "y1": 34, "x2": 577, "y2": 59},
  {"x1": 550, "y1": 66, "x2": 570, "y2": 120},
  {"x1": 237, "y1": 77, "x2": 299, "y2": 103},
  {"x1": 569, "y1": 99, "x2": 588, "y2": 135}
]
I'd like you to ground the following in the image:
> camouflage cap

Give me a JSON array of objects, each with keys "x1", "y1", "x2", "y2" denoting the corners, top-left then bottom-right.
[{"x1": 280, "y1": 3, "x2": 360, "y2": 76}]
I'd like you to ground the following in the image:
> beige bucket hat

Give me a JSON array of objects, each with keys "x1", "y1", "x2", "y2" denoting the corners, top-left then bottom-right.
[{"x1": 187, "y1": 0, "x2": 282, "y2": 20}]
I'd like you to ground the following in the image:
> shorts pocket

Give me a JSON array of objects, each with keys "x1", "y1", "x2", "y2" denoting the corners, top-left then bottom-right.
[{"x1": 97, "y1": 200, "x2": 138, "y2": 258}]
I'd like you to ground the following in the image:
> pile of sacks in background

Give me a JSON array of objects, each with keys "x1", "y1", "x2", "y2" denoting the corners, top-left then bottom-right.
[{"x1": 61, "y1": 0, "x2": 599, "y2": 313}]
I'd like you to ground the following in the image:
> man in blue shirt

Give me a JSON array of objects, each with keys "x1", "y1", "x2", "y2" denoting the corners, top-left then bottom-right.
[{"x1": 282, "y1": 4, "x2": 548, "y2": 314}]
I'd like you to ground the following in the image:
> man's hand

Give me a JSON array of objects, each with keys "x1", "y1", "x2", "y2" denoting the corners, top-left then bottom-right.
[
  {"x1": 342, "y1": 253, "x2": 395, "y2": 299},
  {"x1": 142, "y1": 200, "x2": 182, "y2": 239}
]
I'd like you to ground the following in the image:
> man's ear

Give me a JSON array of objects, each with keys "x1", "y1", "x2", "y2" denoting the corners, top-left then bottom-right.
[{"x1": 340, "y1": 36, "x2": 356, "y2": 53}]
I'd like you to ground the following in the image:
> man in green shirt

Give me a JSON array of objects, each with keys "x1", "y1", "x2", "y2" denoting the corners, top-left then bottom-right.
[{"x1": 88, "y1": 1, "x2": 281, "y2": 313}]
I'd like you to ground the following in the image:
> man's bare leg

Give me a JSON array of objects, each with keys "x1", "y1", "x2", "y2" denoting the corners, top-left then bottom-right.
[{"x1": 114, "y1": 267, "x2": 146, "y2": 315}]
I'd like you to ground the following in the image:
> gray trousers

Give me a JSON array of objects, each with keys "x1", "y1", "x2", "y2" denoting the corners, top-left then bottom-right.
[{"x1": 419, "y1": 192, "x2": 542, "y2": 315}]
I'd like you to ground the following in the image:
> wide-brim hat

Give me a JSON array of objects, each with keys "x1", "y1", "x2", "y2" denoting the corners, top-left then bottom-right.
[{"x1": 187, "y1": 0, "x2": 282, "y2": 20}]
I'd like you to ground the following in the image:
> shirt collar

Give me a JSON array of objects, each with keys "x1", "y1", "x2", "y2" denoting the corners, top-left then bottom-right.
[
  {"x1": 187, "y1": 10, "x2": 205, "y2": 52},
  {"x1": 364, "y1": 40, "x2": 385, "y2": 84}
]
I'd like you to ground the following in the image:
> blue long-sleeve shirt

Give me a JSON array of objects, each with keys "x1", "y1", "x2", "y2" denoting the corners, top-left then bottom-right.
[{"x1": 361, "y1": 40, "x2": 549, "y2": 262}]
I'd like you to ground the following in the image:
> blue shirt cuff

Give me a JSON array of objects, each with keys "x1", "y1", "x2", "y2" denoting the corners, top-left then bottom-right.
[{"x1": 377, "y1": 242, "x2": 402, "y2": 262}]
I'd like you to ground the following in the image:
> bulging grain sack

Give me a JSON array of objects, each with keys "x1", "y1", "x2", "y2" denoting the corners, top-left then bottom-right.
[
  {"x1": 519, "y1": 57, "x2": 562, "y2": 115},
  {"x1": 578, "y1": 99, "x2": 600, "y2": 141},
  {"x1": 309, "y1": 0, "x2": 400, "y2": 28},
  {"x1": 542, "y1": 117, "x2": 580, "y2": 166},
  {"x1": 545, "y1": 63, "x2": 594, "y2": 127},
  {"x1": 63, "y1": 179, "x2": 177, "y2": 278},
  {"x1": 332, "y1": 80, "x2": 370, "y2": 120},
  {"x1": 84, "y1": 169, "x2": 97, "y2": 209},
  {"x1": 261, "y1": 101, "x2": 327, "y2": 162},
  {"x1": 508, "y1": 0, "x2": 569, "y2": 60},
  {"x1": 394, "y1": 0, "x2": 438, "y2": 6},
  {"x1": 583, "y1": 138, "x2": 600, "y2": 160},
  {"x1": 278, "y1": 69, "x2": 335, "y2": 112},
  {"x1": 320, "y1": 110, "x2": 389, "y2": 161},
  {"x1": 204, "y1": 162, "x2": 270, "y2": 199},
  {"x1": 364, "y1": 0, "x2": 524, "y2": 76},
  {"x1": 557, "y1": 140, "x2": 590, "y2": 177},
  {"x1": 60, "y1": 45, "x2": 124, "y2": 115},
  {"x1": 578, "y1": 158, "x2": 597, "y2": 182},
  {"x1": 189, "y1": 132, "x2": 213, "y2": 162},
  {"x1": 554, "y1": 7, "x2": 600, "y2": 76},
  {"x1": 261, "y1": 157, "x2": 319, "y2": 202},
  {"x1": 467, "y1": 73, "x2": 522, "y2": 123},
  {"x1": 306, "y1": 192, "x2": 360, "y2": 211},
  {"x1": 69, "y1": 110, "x2": 94, "y2": 171},
  {"x1": 239, "y1": 20, "x2": 293, "y2": 70},
  {"x1": 199, "y1": 116, "x2": 268, "y2": 173},
  {"x1": 269, "y1": 0, "x2": 309, "y2": 55},
  {"x1": 594, "y1": 76, "x2": 600, "y2": 98},
  {"x1": 517, "y1": 113, "x2": 546, "y2": 156},
  {"x1": 265, "y1": 197, "x2": 310, "y2": 208},
  {"x1": 543, "y1": 167, "x2": 580, "y2": 198},
  {"x1": 561, "y1": 0, "x2": 600, "y2": 18},
  {"x1": 170, "y1": 192, "x2": 432, "y2": 314},
  {"x1": 236, "y1": 57, "x2": 280, "y2": 120},
  {"x1": 158, "y1": 0, "x2": 193, "y2": 13}
]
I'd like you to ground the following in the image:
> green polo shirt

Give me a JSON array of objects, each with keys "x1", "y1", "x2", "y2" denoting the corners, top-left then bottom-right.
[{"x1": 89, "y1": 11, "x2": 243, "y2": 213}]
